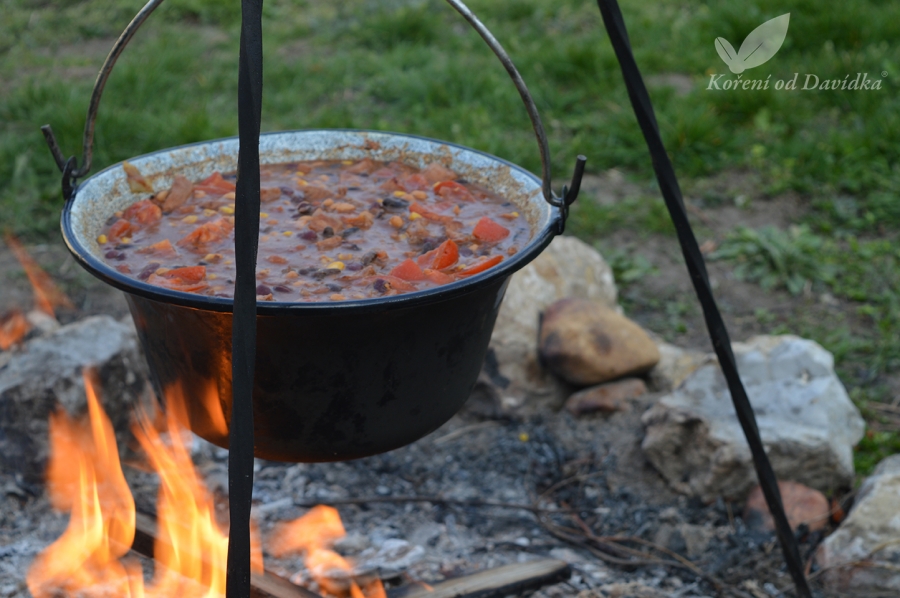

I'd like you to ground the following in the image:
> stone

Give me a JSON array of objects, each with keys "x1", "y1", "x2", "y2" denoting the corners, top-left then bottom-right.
[
  {"x1": 743, "y1": 481, "x2": 830, "y2": 532},
  {"x1": 490, "y1": 236, "x2": 618, "y2": 406},
  {"x1": 539, "y1": 298, "x2": 660, "y2": 386},
  {"x1": 652, "y1": 523, "x2": 713, "y2": 559},
  {"x1": 641, "y1": 335, "x2": 865, "y2": 502},
  {"x1": 816, "y1": 455, "x2": 900, "y2": 593},
  {"x1": 0, "y1": 316, "x2": 148, "y2": 485},
  {"x1": 595, "y1": 582, "x2": 666, "y2": 597},
  {"x1": 647, "y1": 341, "x2": 708, "y2": 392},
  {"x1": 564, "y1": 378, "x2": 647, "y2": 415}
]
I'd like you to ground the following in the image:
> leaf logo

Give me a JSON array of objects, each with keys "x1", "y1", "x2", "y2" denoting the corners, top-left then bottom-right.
[{"x1": 715, "y1": 13, "x2": 790, "y2": 74}]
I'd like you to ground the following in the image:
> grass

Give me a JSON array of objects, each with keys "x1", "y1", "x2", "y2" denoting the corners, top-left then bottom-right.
[{"x1": 1, "y1": 0, "x2": 898, "y2": 469}]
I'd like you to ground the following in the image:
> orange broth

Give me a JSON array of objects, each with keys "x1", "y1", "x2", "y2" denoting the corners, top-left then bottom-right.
[{"x1": 98, "y1": 158, "x2": 530, "y2": 301}]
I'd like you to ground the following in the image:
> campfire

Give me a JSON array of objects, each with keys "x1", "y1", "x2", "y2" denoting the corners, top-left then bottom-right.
[{"x1": 26, "y1": 370, "x2": 387, "y2": 598}]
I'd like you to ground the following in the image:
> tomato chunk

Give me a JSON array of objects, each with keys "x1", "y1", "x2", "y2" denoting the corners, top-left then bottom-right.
[
  {"x1": 162, "y1": 265, "x2": 206, "y2": 283},
  {"x1": 137, "y1": 238, "x2": 178, "y2": 258},
  {"x1": 177, "y1": 217, "x2": 234, "y2": 249},
  {"x1": 194, "y1": 172, "x2": 236, "y2": 194},
  {"x1": 124, "y1": 199, "x2": 162, "y2": 225},
  {"x1": 410, "y1": 202, "x2": 452, "y2": 223},
  {"x1": 434, "y1": 180, "x2": 475, "y2": 202},
  {"x1": 424, "y1": 269, "x2": 455, "y2": 284},
  {"x1": 390, "y1": 259, "x2": 426, "y2": 281},
  {"x1": 458, "y1": 255, "x2": 503, "y2": 277},
  {"x1": 417, "y1": 239, "x2": 458, "y2": 270},
  {"x1": 472, "y1": 217, "x2": 510, "y2": 242},
  {"x1": 108, "y1": 219, "x2": 133, "y2": 241}
]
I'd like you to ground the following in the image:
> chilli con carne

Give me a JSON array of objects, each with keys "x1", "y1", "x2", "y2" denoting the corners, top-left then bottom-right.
[{"x1": 98, "y1": 159, "x2": 530, "y2": 301}]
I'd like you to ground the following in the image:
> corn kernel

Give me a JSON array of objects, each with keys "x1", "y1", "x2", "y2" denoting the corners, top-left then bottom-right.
[
  {"x1": 296, "y1": 179, "x2": 308, "y2": 186},
  {"x1": 208, "y1": 273, "x2": 218, "y2": 280},
  {"x1": 285, "y1": 271, "x2": 299, "y2": 279},
  {"x1": 389, "y1": 215, "x2": 404, "y2": 228},
  {"x1": 182, "y1": 215, "x2": 198, "y2": 224},
  {"x1": 338, "y1": 253, "x2": 354, "y2": 261},
  {"x1": 223, "y1": 191, "x2": 236, "y2": 200},
  {"x1": 411, "y1": 190, "x2": 428, "y2": 200},
  {"x1": 330, "y1": 293, "x2": 346, "y2": 301},
  {"x1": 409, "y1": 212, "x2": 422, "y2": 221},
  {"x1": 327, "y1": 261, "x2": 345, "y2": 271},
  {"x1": 219, "y1": 205, "x2": 234, "y2": 215},
  {"x1": 202, "y1": 253, "x2": 222, "y2": 263},
  {"x1": 120, "y1": 237, "x2": 132, "y2": 244},
  {"x1": 97, "y1": 234, "x2": 108, "y2": 244},
  {"x1": 203, "y1": 208, "x2": 217, "y2": 217},
  {"x1": 342, "y1": 160, "x2": 353, "y2": 165},
  {"x1": 224, "y1": 259, "x2": 233, "y2": 265},
  {"x1": 282, "y1": 230, "x2": 293, "y2": 237},
  {"x1": 392, "y1": 190, "x2": 407, "y2": 197},
  {"x1": 260, "y1": 212, "x2": 269, "y2": 219},
  {"x1": 501, "y1": 211, "x2": 519, "y2": 220}
]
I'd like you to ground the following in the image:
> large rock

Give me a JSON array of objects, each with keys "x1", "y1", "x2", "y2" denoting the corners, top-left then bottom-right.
[
  {"x1": 539, "y1": 298, "x2": 659, "y2": 386},
  {"x1": 490, "y1": 236, "x2": 618, "y2": 405},
  {"x1": 641, "y1": 335, "x2": 865, "y2": 502},
  {"x1": 816, "y1": 455, "x2": 900, "y2": 593},
  {"x1": 0, "y1": 316, "x2": 148, "y2": 485}
]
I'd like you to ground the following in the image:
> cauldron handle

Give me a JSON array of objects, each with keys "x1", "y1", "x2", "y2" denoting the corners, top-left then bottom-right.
[
  {"x1": 444, "y1": 0, "x2": 585, "y2": 233},
  {"x1": 41, "y1": 0, "x2": 165, "y2": 201}
]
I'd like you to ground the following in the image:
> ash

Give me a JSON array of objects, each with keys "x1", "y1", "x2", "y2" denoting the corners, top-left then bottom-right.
[{"x1": 1, "y1": 395, "x2": 816, "y2": 598}]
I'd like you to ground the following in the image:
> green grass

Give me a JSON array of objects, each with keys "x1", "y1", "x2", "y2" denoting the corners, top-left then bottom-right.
[{"x1": 2, "y1": 0, "x2": 898, "y2": 467}]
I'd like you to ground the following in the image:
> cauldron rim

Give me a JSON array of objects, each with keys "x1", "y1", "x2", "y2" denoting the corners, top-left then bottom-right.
[{"x1": 61, "y1": 128, "x2": 561, "y2": 314}]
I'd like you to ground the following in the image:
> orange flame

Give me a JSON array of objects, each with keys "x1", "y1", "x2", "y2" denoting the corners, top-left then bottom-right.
[
  {"x1": 29, "y1": 371, "x2": 265, "y2": 598},
  {"x1": 0, "y1": 309, "x2": 29, "y2": 350},
  {"x1": 4, "y1": 233, "x2": 73, "y2": 317},
  {"x1": 132, "y1": 388, "x2": 264, "y2": 598},
  {"x1": 26, "y1": 370, "x2": 140, "y2": 598},
  {"x1": 270, "y1": 506, "x2": 386, "y2": 598}
]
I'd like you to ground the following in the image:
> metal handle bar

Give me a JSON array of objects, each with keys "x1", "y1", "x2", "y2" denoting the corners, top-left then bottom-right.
[{"x1": 40, "y1": 0, "x2": 584, "y2": 230}]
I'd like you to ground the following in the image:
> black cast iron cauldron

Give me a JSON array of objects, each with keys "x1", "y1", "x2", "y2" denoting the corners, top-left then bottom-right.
[{"x1": 61, "y1": 129, "x2": 573, "y2": 462}]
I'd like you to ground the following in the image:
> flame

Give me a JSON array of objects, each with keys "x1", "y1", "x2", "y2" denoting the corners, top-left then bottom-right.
[
  {"x1": 29, "y1": 370, "x2": 264, "y2": 598},
  {"x1": 270, "y1": 506, "x2": 386, "y2": 598},
  {"x1": 4, "y1": 233, "x2": 73, "y2": 317},
  {"x1": 0, "y1": 309, "x2": 29, "y2": 350},
  {"x1": 26, "y1": 370, "x2": 140, "y2": 598},
  {"x1": 0, "y1": 234, "x2": 74, "y2": 350},
  {"x1": 132, "y1": 390, "x2": 264, "y2": 598}
]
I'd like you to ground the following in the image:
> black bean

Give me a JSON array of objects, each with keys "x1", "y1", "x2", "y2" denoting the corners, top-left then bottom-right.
[
  {"x1": 105, "y1": 215, "x2": 119, "y2": 226},
  {"x1": 420, "y1": 239, "x2": 438, "y2": 253},
  {"x1": 297, "y1": 267, "x2": 316, "y2": 276},
  {"x1": 273, "y1": 285, "x2": 291, "y2": 293},
  {"x1": 256, "y1": 284, "x2": 272, "y2": 296},
  {"x1": 360, "y1": 251, "x2": 378, "y2": 265},
  {"x1": 322, "y1": 227, "x2": 334, "y2": 238},
  {"x1": 137, "y1": 262, "x2": 160, "y2": 281},
  {"x1": 342, "y1": 243, "x2": 361, "y2": 251},
  {"x1": 279, "y1": 186, "x2": 297, "y2": 198},
  {"x1": 261, "y1": 226, "x2": 273, "y2": 234},
  {"x1": 459, "y1": 246, "x2": 474, "y2": 257},
  {"x1": 340, "y1": 227, "x2": 360, "y2": 239},
  {"x1": 326, "y1": 283, "x2": 342, "y2": 292},
  {"x1": 347, "y1": 186, "x2": 361, "y2": 191},
  {"x1": 373, "y1": 278, "x2": 388, "y2": 294},
  {"x1": 104, "y1": 250, "x2": 126, "y2": 261},
  {"x1": 294, "y1": 200, "x2": 313, "y2": 213},
  {"x1": 382, "y1": 197, "x2": 409, "y2": 210},
  {"x1": 299, "y1": 230, "x2": 318, "y2": 242},
  {"x1": 346, "y1": 262, "x2": 363, "y2": 271},
  {"x1": 311, "y1": 268, "x2": 340, "y2": 280}
]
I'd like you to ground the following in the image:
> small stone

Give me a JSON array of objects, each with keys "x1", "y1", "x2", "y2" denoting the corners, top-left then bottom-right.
[
  {"x1": 490, "y1": 236, "x2": 618, "y2": 406},
  {"x1": 816, "y1": 454, "x2": 900, "y2": 593},
  {"x1": 597, "y1": 582, "x2": 666, "y2": 598},
  {"x1": 647, "y1": 341, "x2": 708, "y2": 392},
  {"x1": 743, "y1": 481, "x2": 829, "y2": 532},
  {"x1": 564, "y1": 378, "x2": 647, "y2": 415},
  {"x1": 539, "y1": 298, "x2": 660, "y2": 386}
]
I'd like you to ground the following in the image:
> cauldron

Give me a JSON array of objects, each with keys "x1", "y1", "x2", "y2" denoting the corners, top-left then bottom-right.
[{"x1": 62, "y1": 129, "x2": 569, "y2": 462}]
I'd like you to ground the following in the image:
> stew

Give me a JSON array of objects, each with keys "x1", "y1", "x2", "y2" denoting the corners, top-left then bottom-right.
[{"x1": 98, "y1": 158, "x2": 530, "y2": 301}]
